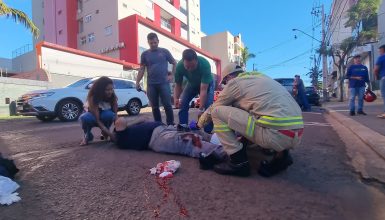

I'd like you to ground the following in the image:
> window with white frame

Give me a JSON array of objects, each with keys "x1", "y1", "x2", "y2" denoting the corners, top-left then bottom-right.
[
  {"x1": 123, "y1": 3, "x2": 127, "y2": 8},
  {"x1": 88, "y1": 33, "x2": 95, "y2": 43},
  {"x1": 84, "y1": 14, "x2": 92, "y2": 23},
  {"x1": 104, "y1": 25, "x2": 112, "y2": 36},
  {"x1": 146, "y1": 0, "x2": 154, "y2": 20},
  {"x1": 80, "y1": 36, "x2": 86, "y2": 45},
  {"x1": 78, "y1": 18, "x2": 84, "y2": 33},
  {"x1": 161, "y1": 17, "x2": 171, "y2": 31}
]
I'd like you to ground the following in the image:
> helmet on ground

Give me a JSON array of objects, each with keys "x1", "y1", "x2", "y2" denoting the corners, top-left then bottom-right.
[
  {"x1": 221, "y1": 63, "x2": 243, "y2": 84},
  {"x1": 364, "y1": 89, "x2": 377, "y2": 102}
]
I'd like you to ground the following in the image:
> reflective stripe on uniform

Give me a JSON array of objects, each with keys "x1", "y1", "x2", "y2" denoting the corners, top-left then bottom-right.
[
  {"x1": 214, "y1": 124, "x2": 231, "y2": 133},
  {"x1": 246, "y1": 116, "x2": 256, "y2": 137},
  {"x1": 238, "y1": 72, "x2": 262, "y2": 78},
  {"x1": 256, "y1": 116, "x2": 304, "y2": 129}
]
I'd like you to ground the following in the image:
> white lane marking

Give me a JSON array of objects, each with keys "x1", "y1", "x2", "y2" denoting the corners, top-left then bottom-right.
[{"x1": 304, "y1": 122, "x2": 332, "y2": 127}]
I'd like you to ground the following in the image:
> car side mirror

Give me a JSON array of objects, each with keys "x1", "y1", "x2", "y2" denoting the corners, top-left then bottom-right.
[{"x1": 86, "y1": 83, "x2": 93, "y2": 89}]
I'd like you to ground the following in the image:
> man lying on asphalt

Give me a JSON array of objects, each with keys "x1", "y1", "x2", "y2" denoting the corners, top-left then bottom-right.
[{"x1": 112, "y1": 117, "x2": 226, "y2": 167}]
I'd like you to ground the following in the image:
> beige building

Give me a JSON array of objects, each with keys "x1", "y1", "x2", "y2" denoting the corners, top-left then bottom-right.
[{"x1": 201, "y1": 31, "x2": 244, "y2": 69}]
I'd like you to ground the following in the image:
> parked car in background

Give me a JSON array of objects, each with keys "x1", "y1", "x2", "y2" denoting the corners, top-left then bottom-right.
[
  {"x1": 305, "y1": 86, "x2": 321, "y2": 106},
  {"x1": 274, "y1": 78, "x2": 295, "y2": 96},
  {"x1": 17, "y1": 77, "x2": 149, "y2": 122}
]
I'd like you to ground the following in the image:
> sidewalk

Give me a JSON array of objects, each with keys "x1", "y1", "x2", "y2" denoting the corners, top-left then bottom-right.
[{"x1": 323, "y1": 98, "x2": 385, "y2": 161}]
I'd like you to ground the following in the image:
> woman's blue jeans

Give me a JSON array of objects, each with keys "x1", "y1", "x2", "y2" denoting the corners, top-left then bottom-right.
[{"x1": 79, "y1": 110, "x2": 116, "y2": 141}]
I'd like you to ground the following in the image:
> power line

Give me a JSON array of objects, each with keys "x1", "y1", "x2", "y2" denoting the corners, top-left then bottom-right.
[{"x1": 259, "y1": 49, "x2": 313, "y2": 71}]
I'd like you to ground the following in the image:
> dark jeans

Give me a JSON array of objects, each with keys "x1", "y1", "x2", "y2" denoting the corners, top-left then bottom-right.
[
  {"x1": 79, "y1": 110, "x2": 116, "y2": 140},
  {"x1": 147, "y1": 83, "x2": 174, "y2": 125},
  {"x1": 179, "y1": 81, "x2": 214, "y2": 133},
  {"x1": 296, "y1": 88, "x2": 311, "y2": 111}
]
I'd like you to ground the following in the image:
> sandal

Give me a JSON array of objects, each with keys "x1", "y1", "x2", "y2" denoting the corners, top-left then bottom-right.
[{"x1": 377, "y1": 113, "x2": 385, "y2": 119}]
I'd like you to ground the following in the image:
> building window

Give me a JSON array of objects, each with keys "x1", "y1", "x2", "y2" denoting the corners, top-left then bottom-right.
[
  {"x1": 88, "y1": 33, "x2": 95, "y2": 43},
  {"x1": 58, "y1": 10, "x2": 62, "y2": 15},
  {"x1": 78, "y1": 18, "x2": 84, "y2": 33},
  {"x1": 191, "y1": 27, "x2": 196, "y2": 34},
  {"x1": 80, "y1": 36, "x2": 86, "y2": 45},
  {"x1": 84, "y1": 14, "x2": 92, "y2": 23},
  {"x1": 42, "y1": 1, "x2": 44, "y2": 8},
  {"x1": 58, "y1": 30, "x2": 63, "y2": 35},
  {"x1": 77, "y1": 0, "x2": 83, "y2": 12},
  {"x1": 123, "y1": 3, "x2": 128, "y2": 8},
  {"x1": 104, "y1": 25, "x2": 112, "y2": 36},
  {"x1": 146, "y1": 0, "x2": 154, "y2": 20},
  {"x1": 191, "y1": 14, "x2": 195, "y2": 21},
  {"x1": 161, "y1": 17, "x2": 171, "y2": 31}
]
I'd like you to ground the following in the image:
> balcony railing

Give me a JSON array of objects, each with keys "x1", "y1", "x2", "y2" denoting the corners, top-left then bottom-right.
[{"x1": 12, "y1": 44, "x2": 33, "y2": 58}]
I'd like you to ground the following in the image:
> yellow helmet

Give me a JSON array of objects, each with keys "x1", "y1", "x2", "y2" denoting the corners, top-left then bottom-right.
[{"x1": 221, "y1": 63, "x2": 244, "y2": 84}]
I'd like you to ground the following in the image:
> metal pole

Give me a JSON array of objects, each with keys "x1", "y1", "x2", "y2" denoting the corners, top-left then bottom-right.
[{"x1": 322, "y1": 4, "x2": 328, "y2": 102}]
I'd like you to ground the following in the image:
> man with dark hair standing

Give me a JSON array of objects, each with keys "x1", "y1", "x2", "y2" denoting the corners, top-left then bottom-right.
[
  {"x1": 136, "y1": 32, "x2": 176, "y2": 125},
  {"x1": 374, "y1": 44, "x2": 385, "y2": 118},
  {"x1": 346, "y1": 55, "x2": 369, "y2": 116},
  {"x1": 294, "y1": 75, "x2": 311, "y2": 112},
  {"x1": 174, "y1": 49, "x2": 214, "y2": 132}
]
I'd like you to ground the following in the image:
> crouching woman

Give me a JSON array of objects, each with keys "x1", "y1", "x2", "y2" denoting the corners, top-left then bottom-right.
[{"x1": 79, "y1": 76, "x2": 117, "y2": 145}]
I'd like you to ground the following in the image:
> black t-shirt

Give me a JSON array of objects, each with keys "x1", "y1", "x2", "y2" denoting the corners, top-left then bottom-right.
[{"x1": 115, "y1": 121, "x2": 163, "y2": 150}]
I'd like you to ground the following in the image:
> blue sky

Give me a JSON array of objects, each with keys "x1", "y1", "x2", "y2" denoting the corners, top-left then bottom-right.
[
  {"x1": 0, "y1": 0, "x2": 33, "y2": 59},
  {"x1": 0, "y1": 0, "x2": 331, "y2": 85},
  {"x1": 201, "y1": 0, "x2": 332, "y2": 85}
]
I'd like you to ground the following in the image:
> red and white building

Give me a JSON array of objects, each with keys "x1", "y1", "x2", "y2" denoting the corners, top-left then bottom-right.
[{"x1": 29, "y1": 0, "x2": 221, "y2": 81}]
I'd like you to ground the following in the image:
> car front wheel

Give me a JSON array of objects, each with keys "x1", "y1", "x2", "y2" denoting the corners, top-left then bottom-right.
[
  {"x1": 126, "y1": 99, "x2": 142, "y2": 115},
  {"x1": 57, "y1": 100, "x2": 82, "y2": 122},
  {"x1": 36, "y1": 115, "x2": 56, "y2": 122}
]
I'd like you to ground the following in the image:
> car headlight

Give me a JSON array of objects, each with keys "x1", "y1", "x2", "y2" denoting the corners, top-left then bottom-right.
[{"x1": 30, "y1": 92, "x2": 55, "y2": 99}]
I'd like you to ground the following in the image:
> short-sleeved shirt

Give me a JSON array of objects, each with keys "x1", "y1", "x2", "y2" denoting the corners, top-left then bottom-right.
[
  {"x1": 175, "y1": 56, "x2": 213, "y2": 89},
  {"x1": 140, "y1": 48, "x2": 175, "y2": 85},
  {"x1": 346, "y1": 64, "x2": 369, "y2": 88},
  {"x1": 376, "y1": 54, "x2": 385, "y2": 79},
  {"x1": 115, "y1": 121, "x2": 163, "y2": 150}
]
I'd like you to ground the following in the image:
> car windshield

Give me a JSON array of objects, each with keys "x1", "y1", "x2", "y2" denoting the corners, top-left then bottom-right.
[{"x1": 66, "y1": 78, "x2": 91, "y2": 88}]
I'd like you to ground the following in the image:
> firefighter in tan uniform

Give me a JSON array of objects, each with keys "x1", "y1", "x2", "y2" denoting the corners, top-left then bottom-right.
[{"x1": 198, "y1": 63, "x2": 304, "y2": 177}]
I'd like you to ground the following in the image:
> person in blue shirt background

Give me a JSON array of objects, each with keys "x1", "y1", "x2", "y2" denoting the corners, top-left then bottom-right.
[
  {"x1": 374, "y1": 44, "x2": 385, "y2": 118},
  {"x1": 346, "y1": 55, "x2": 369, "y2": 116}
]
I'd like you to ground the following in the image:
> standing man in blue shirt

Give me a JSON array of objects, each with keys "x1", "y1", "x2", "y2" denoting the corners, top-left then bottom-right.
[
  {"x1": 136, "y1": 33, "x2": 176, "y2": 125},
  {"x1": 374, "y1": 44, "x2": 385, "y2": 118},
  {"x1": 346, "y1": 55, "x2": 369, "y2": 116}
]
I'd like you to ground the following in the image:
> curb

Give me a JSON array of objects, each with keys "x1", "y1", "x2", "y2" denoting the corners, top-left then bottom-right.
[{"x1": 323, "y1": 107, "x2": 385, "y2": 161}]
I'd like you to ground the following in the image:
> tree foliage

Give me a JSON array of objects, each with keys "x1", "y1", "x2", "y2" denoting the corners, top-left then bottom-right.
[
  {"x1": 240, "y1": 47, "x2": 255, "y2": 68},
  {"x1": 318, "y1": 0, "x2": 380, "y2": 101},
  {"x1": 0, "y1": 0, "x2": 39, "y2": 38}
]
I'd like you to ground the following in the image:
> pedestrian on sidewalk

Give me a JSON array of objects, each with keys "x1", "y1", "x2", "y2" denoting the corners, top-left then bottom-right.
[
  {"x1": 136, "y1": 33, "x2": 176, "y2": 125},
  {"x1": 293, "y1": 75, "x2": 311, "y2": 112},
  {"x1": 173, "y1": 49, "x2": 215, "y2": 133},
  {"x1": 346, "y1": 55, "x2": 369, "y2": 116},
  {"x1": 79, "y1": 76, "x2": 117, "y2": 146},
  {"x1": 374, "y1": 44, "x2": 385, "y2": 118},
  {"x1": 197, "y1": 63, "x2": 304, "y2": 177}
]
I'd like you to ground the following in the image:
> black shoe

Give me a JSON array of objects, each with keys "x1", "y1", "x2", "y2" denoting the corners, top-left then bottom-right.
[
  {"x1": 199, "y1": 152, "x2": 226, "y2": 170},
  {"x1": 258, "y1": 150, "x2": 293, "y2": 177},
  {"x1": 357, "y1": 111, "x2": 367, "y2": 115},
  {"x1": 213, "y1": 147, "x2": 250, "y2": 176},
  {"x1": 349, "y1": 111, "x2": 355, "y2": 116},
  {"x1": 214, "y1": 160, "x2": 251, "y2": 177}
]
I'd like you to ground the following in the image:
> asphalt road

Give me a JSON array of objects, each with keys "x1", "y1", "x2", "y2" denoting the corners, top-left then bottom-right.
[{"x1": 1, "y1": 108, "x2": 385, "y2": 220}]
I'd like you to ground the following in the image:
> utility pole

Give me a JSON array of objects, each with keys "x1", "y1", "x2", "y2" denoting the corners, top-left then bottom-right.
[{"x1": 321, "y1": 4, "x2": 328, "y2": 102}]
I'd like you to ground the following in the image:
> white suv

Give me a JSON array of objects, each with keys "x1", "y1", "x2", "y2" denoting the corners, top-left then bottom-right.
[{"x1": 17, "y1": 77, "x2": 149, "y2": 122}]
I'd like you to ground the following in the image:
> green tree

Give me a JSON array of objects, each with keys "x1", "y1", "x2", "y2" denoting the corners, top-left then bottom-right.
[
  {"x1": 240, "y1": 47, "x2": 255, "y2": 68},
  {"x1": 318, "y1": 0, "x2": 380, "y2": 102},
  {"x1": 0, "y1": 0, "x2": 39, "y2": 38},
  {"x1": 306, "y1": 56, "x2": 322, "y2": 89}
]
